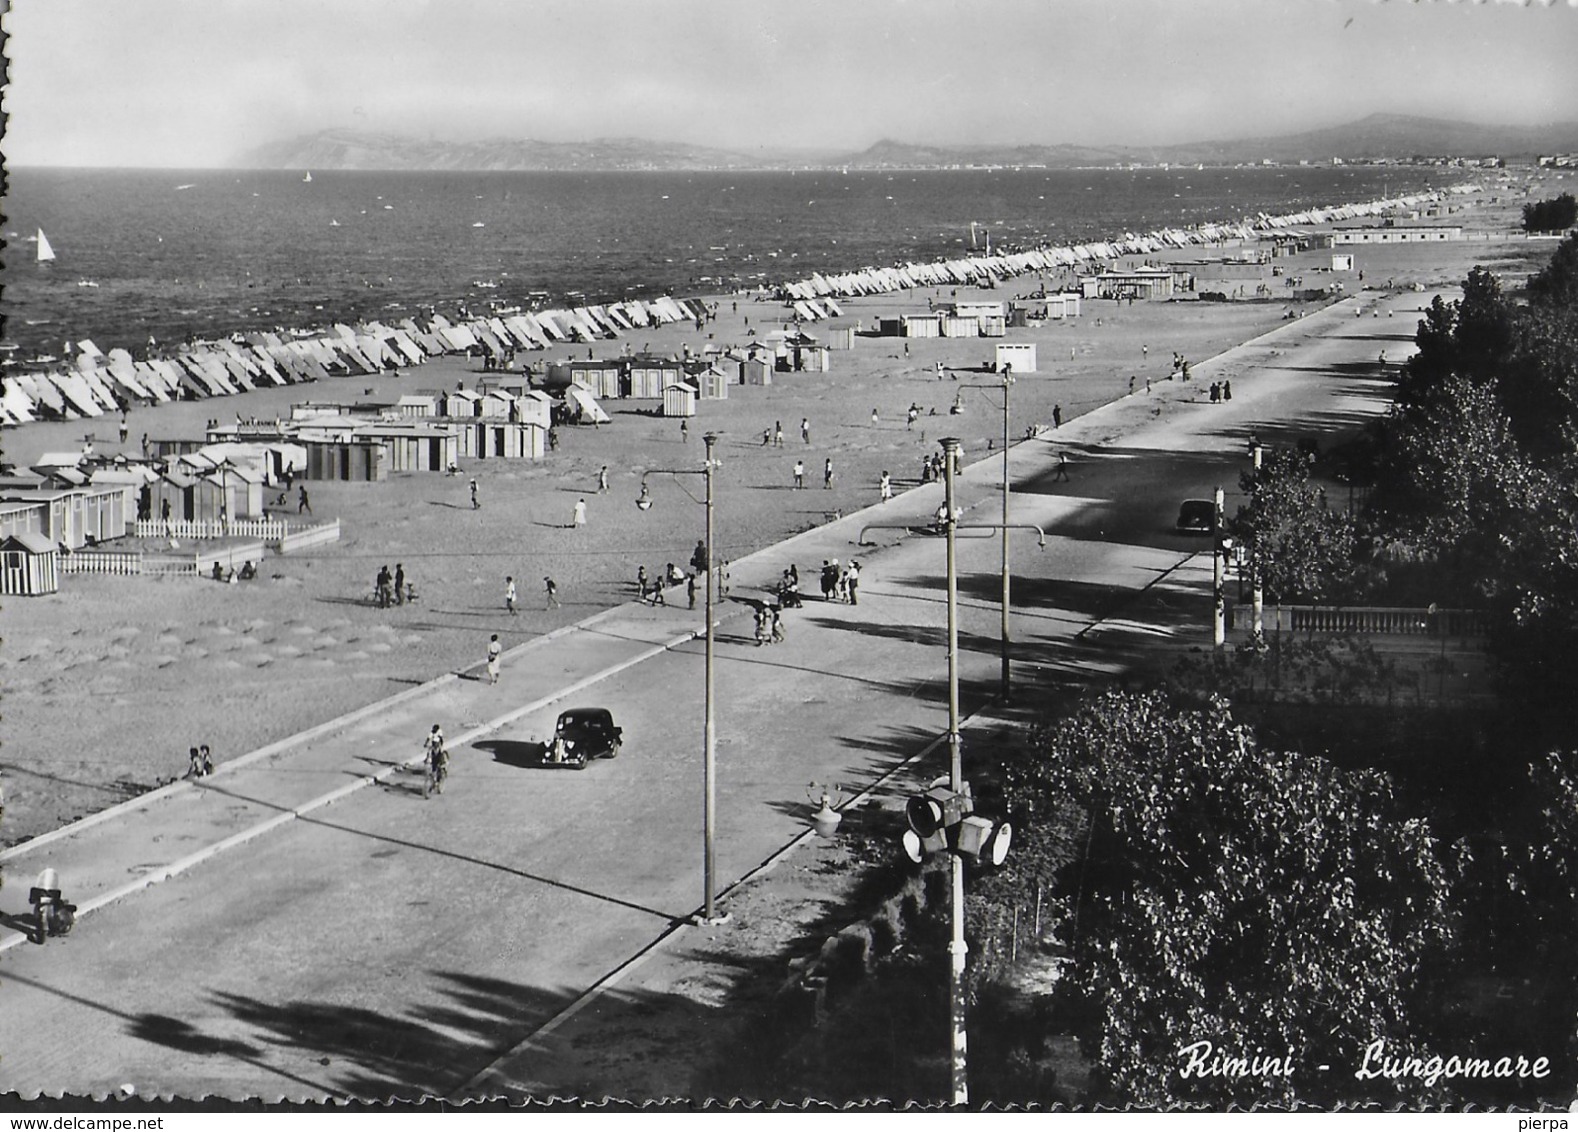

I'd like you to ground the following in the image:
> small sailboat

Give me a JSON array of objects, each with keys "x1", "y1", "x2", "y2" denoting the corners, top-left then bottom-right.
[
  {"x1": 329, "y1": 219, "x2": 341, "y2": 227},
  {"x1": 302, "y1": 171, "x2": 313, "y2": 183},
  {"x1": 36, "y1": 229, "x2": 56, "y2": 263}
]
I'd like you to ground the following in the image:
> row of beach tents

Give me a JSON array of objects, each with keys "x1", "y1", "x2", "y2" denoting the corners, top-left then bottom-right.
[
  {"x1": 774, "y1": 189, "x2": 1460, "y2": 308},
  {"x1": 0, "y1": 295, "x2": 717, "y2": 427}
]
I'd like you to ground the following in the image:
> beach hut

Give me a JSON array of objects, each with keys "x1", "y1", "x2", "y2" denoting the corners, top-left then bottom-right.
[
  {"x1": 0, "y1": 532, "x2": 60, "y2": 596},
  {"x1": 456, "y1": 420, "x2": 546, "y2": 461},
  {"x1": 697, "y1": 366, "x2": 729, "y2": 401},
  {"x1": 940, "y1": 316, "x2": 980, "y2": 338},
  {"x1": 444, "y1": 389, "x2": 485, "y2": 418},
  {"x1": 994, "y1": 343, "x2": 1038, "y2": 374},
  {"x1": 740, "y1": 356, "x2": 772, "y2": 386},
  {"x1": 569, "y1": 360, "x2": 624, "y2": 400},
  {"x1": 302, "y1": 439, "x2": 386, "y2": 481},
  {"x1": 355, "y1": 422, "x2": 459, "y2": 473},
  {"x1": 395, "y1": 394, "x2": 440, "y2": 418},
  {"x1": 901, "y1": 314, "x2": 942, "y2": 339},
  {"x1": 825, "y1": 320, "x2": 857, "y2": 350},
  {"x1": 662, "y1": 383, "x2": 699, "y2": 418},
  {"x1": 793, "y1": 344, "x2": 830, "y2": 373},
  {"x1": 0, "y1": 500, "x2": 52, "y2": 543},
  {"x1": 628, "y1": 356, "x2": 680, "y2": 399}
]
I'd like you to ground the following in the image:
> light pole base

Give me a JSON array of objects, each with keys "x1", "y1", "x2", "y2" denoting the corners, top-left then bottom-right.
[{"x1": 693, "y1": 911, "x2": 733, "y2": 928}]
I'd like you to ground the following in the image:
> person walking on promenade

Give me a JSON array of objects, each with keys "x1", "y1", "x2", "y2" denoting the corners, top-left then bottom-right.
[
  {"x1": 823, "y1": 458, "x2": 834, "y2": 490},
  {"x1": 637, "y1": 565, "x2": 650, "y2": 600},
  {"x1": 486, "y1": 634, "x2": 502, "y2": 684},
  {"x1": 801, "y1": 418, "x2": 810, "y2": 444},
  {"x1": 1054, "y1": 452, "x2": 1071, "y2": 482},
  {"x1": 687, "y1": 572, "x2": 698, "y2": 610},
  {"x1": 845, "y1": 560, "x2": 861, "y2": 606},
  {"x1": 298, "y1": 486, "x2": 311, "y2": 515},
  {"x1": 572, "y1": 498, "x2": 587, "y2": 527},
  {"x1": 470, "y1": 478, "x2": 480, "y2": 510},
  {"x1": 119, "y1": 411, "x2": 130, "y2": 444},
  {"x1": 598, "y1": 465, "x2": 609, "y2": 493},
  {"x1": 376, "y1": 565, "x2": 393, "y2": 609},
  {"x1": 770, "y1": 606, "x2": 786, "y2": 644},
  {"x1": 754, "y1": 607, "x2": 770, "y2": 647},
  {"x1": 871, "y1": 408, "x2": 879, "y2": 427},
  {"x1": 505, "y1": 576, "x2": 518, "y2": 615},
  {"x1": 775, "y1": 421, "x2": 784, "y2": 447},
  {"x1": 1053, "y1": 404, "x2": 1063, "y2": 428},
  {"x1": 908, "y1": 405, "x2": 920, "y2": 430},
  {"x1": 879, "y1": 470, "x2": 892, "y2": 502},
  {"x1": 793, "y1": 460, "x2": 805, "y2": 489},
  {"x1": 1222, "y1": 380, "x2": 1232, "y2": 401},
  {"x1": 394, "y1": 564, "x2": 406, "y2": 606},
  {"x1": 690, "y1": 539, "x2": 709, "y2": 581},
  {"x1": 544, "y1": 576, "x2": 560, "y2": 609},
  {"x1": 680, "y1": 419, "x2": 689, "y2": 444}
]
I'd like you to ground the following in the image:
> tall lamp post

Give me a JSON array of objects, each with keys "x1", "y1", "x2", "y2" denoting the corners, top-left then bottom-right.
[
  {"x1": 859, "y1": 438, "x2": 1044, "y2": 1106},
  {"x1": 959, "y1": 367, "x2": 1015, "y2": 699},
  {"x1": 639, "y1": 431, "x2": 726, "y2": 924}
]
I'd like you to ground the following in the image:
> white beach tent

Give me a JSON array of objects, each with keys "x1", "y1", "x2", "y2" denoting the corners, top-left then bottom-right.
[{"x1": 563, "y1": 385, "x2": 610, "y2": 425}]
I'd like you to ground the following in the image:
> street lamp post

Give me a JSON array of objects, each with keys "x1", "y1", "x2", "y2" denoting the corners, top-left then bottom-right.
[
  {"x1": 959, "y1": 370, "x2": 1014, "y2": 699},
  {"x1": 941, "y1": 436, "x2": 968, "y2": 1106},
  {"x1": 1250, "y1": 442, "x2": 1264, "y2": 640},
  {"x1": 1213, "y1": 485, "x2": 1227, "y2": 648},
  {"x1": 856, "y1": 437, "x2": 1044, "y2": 1106},
  {"x1": 639, "y1": 432, "x2": 726, "y2": 925}
]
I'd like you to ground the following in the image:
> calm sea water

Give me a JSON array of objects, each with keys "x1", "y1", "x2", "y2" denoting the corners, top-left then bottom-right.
[{"x1": 2, "y1": 166, "x2": 1448, "y2": 358}]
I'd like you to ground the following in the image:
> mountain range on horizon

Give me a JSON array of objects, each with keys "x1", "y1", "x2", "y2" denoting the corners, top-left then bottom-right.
[{"x1": 232, "y1": 113, "x2": 1578, "y2": 173}]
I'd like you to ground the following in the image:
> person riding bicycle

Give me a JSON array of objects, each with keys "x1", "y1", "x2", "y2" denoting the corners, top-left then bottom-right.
[
  {"x1": 421, "y1": 724, "x2": 451, "y2": 795},
  {"x1": 424, "y1": 724, "x2": 448, "y2": 771}
]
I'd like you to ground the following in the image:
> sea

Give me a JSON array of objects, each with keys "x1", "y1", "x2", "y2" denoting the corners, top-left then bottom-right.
[{"x1": 1, "y1": 165, "x2": 1453, "y2": 360}]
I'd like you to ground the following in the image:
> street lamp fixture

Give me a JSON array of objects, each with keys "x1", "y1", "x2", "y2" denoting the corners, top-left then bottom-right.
[
  {"x1": 807, "y1": 783, "x2": 846, "y2": 838},
  {"x1": 637, "y1": 432, "x2": 728, "y2": 925}
]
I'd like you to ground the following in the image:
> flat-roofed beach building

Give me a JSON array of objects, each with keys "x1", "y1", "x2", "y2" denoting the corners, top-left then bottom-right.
[
  {"x1": 1330, "y1": 225, "x2": 1463, "y2": 244},
  {"x1": 1079, "y1": 268, "x2": 1176, "y2": 300},
  {"x1": 994, "y1": 343, "x2": 1038, "y2": 374}
]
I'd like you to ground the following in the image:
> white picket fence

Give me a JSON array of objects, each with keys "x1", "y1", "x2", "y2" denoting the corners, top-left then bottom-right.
[
  {"x1": 277, "y1": 518, "x2": 341, "y2": 554},
  {"x1": 60, "y1": 550, "x2": 145, "y2": 576},
  {"x1": 135, "y1": 518, "x2": 287, "y2": 541}
]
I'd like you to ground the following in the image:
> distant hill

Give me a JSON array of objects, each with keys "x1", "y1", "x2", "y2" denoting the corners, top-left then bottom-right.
[
  {"x1": 233, "y1": 130, "x2": 800, "y2": 172},
  {"x1": 234, "y1": 114, "x2": 1578, "y2": 173}
]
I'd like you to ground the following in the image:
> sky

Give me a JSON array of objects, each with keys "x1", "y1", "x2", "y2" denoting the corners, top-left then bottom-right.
[{"x1": 6, "y1": 0, "x2": 1578, "y2": 167}]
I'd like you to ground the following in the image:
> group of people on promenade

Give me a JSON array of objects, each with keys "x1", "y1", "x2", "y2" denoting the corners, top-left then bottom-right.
[{"x1": 374, "y1": 563, "x2": 412, "y2": 608}]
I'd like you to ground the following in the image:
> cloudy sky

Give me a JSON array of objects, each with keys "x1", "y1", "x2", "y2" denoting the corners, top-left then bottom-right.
[{"x1": 7, "y1": 0, "x2": 1577, "y2": 167}]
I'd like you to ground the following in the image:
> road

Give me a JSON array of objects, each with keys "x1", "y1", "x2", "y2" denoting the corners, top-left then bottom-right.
[{"x1": 0, "y1": 292, "x2": 1429, "y2": 1102}]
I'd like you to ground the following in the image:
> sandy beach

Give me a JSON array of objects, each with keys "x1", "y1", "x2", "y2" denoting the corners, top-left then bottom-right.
[{"x1": 0, "y1": 193, "x2": 1547, "y2": 848}]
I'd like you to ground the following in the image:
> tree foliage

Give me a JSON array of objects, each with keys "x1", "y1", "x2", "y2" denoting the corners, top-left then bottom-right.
[
  {"x1": 1230, "y1": 448, "x2": 1357, "y2": 604},
  {"x1": 1002, "y1": 691, "x2": 1455, "y2": 1108},
  {"x1": 1522, "y1": 192, "x2": 1578, "y2": 234},
  {"x1": 1365, "y1": 236, "x2": 1578, "y2": 740}
]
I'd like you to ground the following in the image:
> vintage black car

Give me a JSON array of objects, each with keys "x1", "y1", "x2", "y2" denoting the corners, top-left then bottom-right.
[
  {"x1": 1175, "y1": 499, "x2": 1216, "y2": 534},
  {"x1": 543, "y1": 707, "x2": 623, "y2": 769}
]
